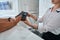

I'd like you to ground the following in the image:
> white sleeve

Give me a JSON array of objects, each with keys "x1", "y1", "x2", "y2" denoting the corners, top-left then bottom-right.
[
  {"x1": 37, "y1": 8, "x2": 50, "y2": 23},
  {"x1": 37, "y1": 24, "x2": 53, "y2": 33},
  {"x1": 37, "y1": 24, "x2": 47, "y2": 33},
  {"x1": 37, "y1": 17, "x2": 43, "y2": 23},
  {"x1": 37, "y1": 16, "x2": 60, "y2": 33}
]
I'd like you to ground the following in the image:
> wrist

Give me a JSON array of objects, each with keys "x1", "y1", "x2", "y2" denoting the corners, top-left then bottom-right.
[{"x1": 32, "y1": 24, "x2": 38, "y2": 29}]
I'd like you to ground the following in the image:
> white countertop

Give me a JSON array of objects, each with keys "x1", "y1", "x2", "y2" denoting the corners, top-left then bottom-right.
[{"x1": 0, "y1": 23, "x2": 44, "y2": 40}]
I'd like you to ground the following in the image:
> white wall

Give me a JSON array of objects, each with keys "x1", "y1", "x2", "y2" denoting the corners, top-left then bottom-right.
[
  {"x1": 18, "y1": 0, "x2": 39, "y2": 13},
  {"x1": 39, "y1": 0, "x2": 53, "y2": 17}
]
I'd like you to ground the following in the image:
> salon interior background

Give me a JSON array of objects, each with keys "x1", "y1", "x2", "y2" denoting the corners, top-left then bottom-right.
[{"x1": 0, "y1": 0, "x2": 53, "y2": 30}]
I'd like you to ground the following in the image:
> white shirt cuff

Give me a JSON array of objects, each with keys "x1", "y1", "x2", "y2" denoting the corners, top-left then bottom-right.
[{"x1": 37, "y1": 23, "x2": 48, "y2": 33}]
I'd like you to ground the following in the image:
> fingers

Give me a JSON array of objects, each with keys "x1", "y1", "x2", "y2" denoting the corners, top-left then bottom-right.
[
  {"x1": 27, "y1": 13, "x2": 32, "y2": 17},
  {"x1": 16, "y1": 11, "x2": 31, "y2": 21}
]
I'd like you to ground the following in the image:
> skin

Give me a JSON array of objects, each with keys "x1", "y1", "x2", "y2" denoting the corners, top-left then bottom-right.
[
  {"x1": 51, "y1": 0, "x2": 60, "y2": 12},
  {"x1": 23, "y1": 0, "x2": 60, "y2": 29},
  {"x1": 0, "y1": 16, "x2": 21, "y2": 33},
  {"x1": 0, "y1": 0, "x2": 60, "y2": 33}
]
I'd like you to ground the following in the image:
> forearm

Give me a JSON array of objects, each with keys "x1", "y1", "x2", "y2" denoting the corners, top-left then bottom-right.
[
  {"x1": 0, "y1": 22, "x2": 16, "y2": 32},
  {"x1": 0, "y1": 16, "x2": 21, "y2": 33},
  {"x1": 24, "y1": 19, "x2": 38, "y2": 29},
  {"x1": 24, "y1": 19, "x2": 33, "y2": 27},
  {"x1": 0, "y1": 21, "x2": 17, "y2": 33}
]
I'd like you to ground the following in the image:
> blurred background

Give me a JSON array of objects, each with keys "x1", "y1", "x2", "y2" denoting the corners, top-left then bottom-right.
[{"x1": 0, "y1": 0, "x2": 54, "y2": 40}]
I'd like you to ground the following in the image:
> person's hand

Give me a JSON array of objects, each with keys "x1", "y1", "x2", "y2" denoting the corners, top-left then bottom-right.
[
  {"x1": 22, "y1": 18, "x2": 38, "y2": 29},
  {"x1": 16, "y1": 11, "x2": 32, "y2": 21},
  {"x1": 27, "y1": 13, "x2": 32, "y2": 17},
  {"x1": 32, "y1": 24, "x2": 38, "y2": 29}
]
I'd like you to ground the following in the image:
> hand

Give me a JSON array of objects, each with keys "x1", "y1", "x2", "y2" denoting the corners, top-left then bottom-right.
[
  {"x1": 16, "y1": 11, "x2": 31, "y2": 21},
  {"x1": 32, "y1": 24, "x2": 38, "y2": 29},
  {"x1": 22, "y1": 18, "x2": 38, "y2": 29},
  {"x1": 27, "y1": 13, "x2": 32, "y2": 17}
]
